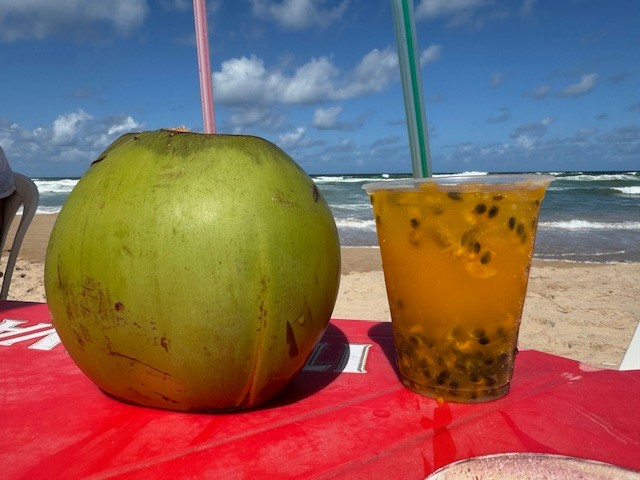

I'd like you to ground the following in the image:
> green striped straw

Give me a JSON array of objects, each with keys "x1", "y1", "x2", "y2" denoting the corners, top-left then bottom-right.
[{"x1": 391, "y1": 0, "x2": 432, "y2": 178}]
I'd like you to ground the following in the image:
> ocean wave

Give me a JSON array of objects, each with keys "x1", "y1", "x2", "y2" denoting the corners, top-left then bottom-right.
[
  {"x1": 314, "y1": 171, "x2": 491, "y2": 184},
  {"x1": 33, "y1": 178, "x2": 79, "y2": 194},
  {"x1": 612, "y1": 186, "x2": 640, "y2": 195},
  {"x1": 539, "y1": 220, "x2": 640, "y2": 231},
  {"x1": 535, "y1": 251, "x2": 630, "y2": 264},
  {"x1": 557, "y1": 173, "x2": 639, "y2": 182},
  {"x1": 329, "y1": 203, "x2": 372, "y2": 212},
  {"x1": 36, "y1": 206, "x2": 63, "y2": 214},
  {"x1": 334, "y1": 217, "x2": 376, "y2": 230},
  {"x1": 313, "y1": 175, "x2": 398, "y2": 184},
  {"x1": 435, "y1": 171, "x2": 489, "y2": 177},
  {"x1": 538, "y1": 250, "x2": 628, "y2": 258},
  {"x1": 547, "y1": 184, "x2": 640, "y2": 195}
]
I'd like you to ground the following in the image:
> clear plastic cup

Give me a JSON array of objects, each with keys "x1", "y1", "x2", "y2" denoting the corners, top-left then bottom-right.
[{"x1": 363, "y1": 175, "x2": 552, "y2": 402}]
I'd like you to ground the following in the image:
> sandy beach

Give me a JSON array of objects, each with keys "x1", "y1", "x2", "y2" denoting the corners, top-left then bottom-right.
[{"x1": 2, "y1": 214, "x2": 638, "y2": 369}]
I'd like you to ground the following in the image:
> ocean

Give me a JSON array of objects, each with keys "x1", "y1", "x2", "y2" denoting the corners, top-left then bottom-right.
[{"x1": 33, "y1": 171, "x2": 640, "y2": 263}]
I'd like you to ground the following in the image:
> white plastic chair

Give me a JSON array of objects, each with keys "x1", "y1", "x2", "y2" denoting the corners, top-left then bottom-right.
[{"x1": 1, "y1": 173, "x2": 39, "y2": 300}]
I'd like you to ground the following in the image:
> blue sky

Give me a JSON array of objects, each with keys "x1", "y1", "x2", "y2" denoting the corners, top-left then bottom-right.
[{"x1": 1, "y1": 0, "x2": 638, "y2": 177}]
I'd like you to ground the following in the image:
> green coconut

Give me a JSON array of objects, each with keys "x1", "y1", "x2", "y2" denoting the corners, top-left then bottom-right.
[{"x1": 45, "y1": 130, "x2": 341, "y2": 411}]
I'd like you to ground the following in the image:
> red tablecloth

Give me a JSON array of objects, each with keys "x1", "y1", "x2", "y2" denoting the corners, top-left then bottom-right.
[{"x1": 1, "y1": 301, "x2": 639, "y2": 479}]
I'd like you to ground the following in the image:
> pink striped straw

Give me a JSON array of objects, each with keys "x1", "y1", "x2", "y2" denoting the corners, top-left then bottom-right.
[{"x1": 193, "y1": 0, "x2": 216, "y2": 134}]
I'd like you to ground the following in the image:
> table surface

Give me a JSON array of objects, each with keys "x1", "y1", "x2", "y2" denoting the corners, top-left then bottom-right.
[{"x1": 1, "y1": 301, "x2": 639, "y2": 479}]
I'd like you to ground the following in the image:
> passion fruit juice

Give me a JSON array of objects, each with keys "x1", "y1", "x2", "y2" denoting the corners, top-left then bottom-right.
[{"x1": 365, "y1": 176, "x2": 550, "y2": 402}]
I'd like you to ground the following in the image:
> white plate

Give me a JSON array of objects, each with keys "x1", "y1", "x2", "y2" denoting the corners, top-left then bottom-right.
[{"x1": 427, "y1": 453, "x2": 640, "y2": 480}]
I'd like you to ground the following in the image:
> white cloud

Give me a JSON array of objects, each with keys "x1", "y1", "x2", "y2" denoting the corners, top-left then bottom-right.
[
  {"x1": 107, "y1": 116, "x2": 143, "y2": 136},
  {"x1": 520, "y1": 0, "x2": 535, "y2": 17},
  {"x1": 159, "y1": 0, "x2": 193, "y2": 10},
  {"x1": 52, "y1": 110, "x2": 94, "y2": 145},
  {"x1": 228, "y1": 107, "x2": 285, "y2": 132},
  {"x1": 207, "y1": 0, "x2": 223, "y2": 15},
  {"x1": 510, "y1": 116, "x2": 554, "y2": 139},
  {"x1": 212, "y1": 56, "x2": 285, "y2": 106},
  {"x1": 312, "y1": 105, "x2": 343, "y2": 129},
  {"x1": 524, "y1": 84, "x2": 550, "y2": 99},
  {"x1": 420, "y1": 44, "x2": 442, "y2": 66},
  {"x1": 161, "y1": 0, "x2": 221, "y2": 16},
  {"x1": 561, "y1": 73, "x2": 598, "y2": 97},
  {"x1": 229, "y1": 108, "x2": 271, "y2": 127},
  {"x1": 490, "y1": 72, "x2": 505, "y2": 88},
  {"x1": 0, "y1": 111, "x2": 143, "y2": 173},
  {"x1": 250, "y1": 0, "x2": 349, "y2": 29},
  {"x1": 415, "y1": 0, "x2": 488, "y2": 20},
  {"x1": 515, "y1": 135, "x2": 534, "y2": 150},
  {"x1": 278, "y1": 127, "x2": 307, "y2": 149},
  {"x1": 523, "y1": 74, "x2": 598, "y2": 100},
  {"x1": 338, "y1": 48, "x2": 398, "y2": 98},
  {"x1": 0, "y1": 0, "x2": 148, "y2": 42},
  {"x1": 213, "y1": 54, "x2": 341, "y2": 105},
  {"x1": 280, "y1": 57, "x2": 340, "y2": 103},
  {"x1": 440, "y1": 124, "x2": 640, "y2": 173},
  {"x1": 415, "y1": 0, "x2": 531, "y2": 28},
  {"x1": 213, "y1": 45, "x2": 441, "y2": 107},
  {"x1": 487, "y1": 108, "x2": 512, "y2": 123},
  {"x1": 414, "y1": 0, "x2": 498, "y2": 28}
]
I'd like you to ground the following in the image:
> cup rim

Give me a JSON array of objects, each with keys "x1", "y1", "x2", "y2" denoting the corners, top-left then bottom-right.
[{"x1": 362, "y1": 173, "x2": 554, "y2": 193}]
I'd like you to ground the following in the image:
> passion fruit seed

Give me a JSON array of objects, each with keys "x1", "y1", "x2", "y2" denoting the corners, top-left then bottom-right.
[
  {"x1": 395, "y1": 327, "x2": 515, "y2": 400},
  {"x1": 483, "y1": 375, "x2": 497, "y2": 387},
  {"x1": 451, "y1": 326, "x2": 465, "y2": 340},
  {"x1": 446, "y1": 193, "x2": 538, "y2": 266},
  {"x1": 410, "y1": 217, "x2": 420, "y2": 228},
  {"x1": 474, "y1": 203, "x2": 487, "y2": 214},
  {"x1": 436, "y1": 370, "x2": 450, "y2": 385},
  {"x1": 468, "y1": 372, "x2": 480, "y2": 383},
  {"x1": 516, "y1": 222, "x2": 529, "y2": 243}
]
